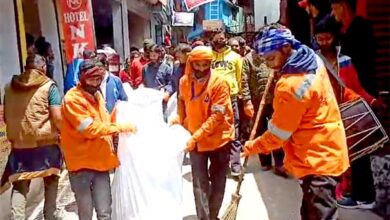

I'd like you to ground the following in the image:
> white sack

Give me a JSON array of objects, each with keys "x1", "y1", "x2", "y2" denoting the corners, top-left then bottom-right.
[
  {"x1": 122, "y1": 82, "x2": 133, "y2": 95},
  {"x1": 112, "y1": 88, "x2": 190, "y2": 220}
]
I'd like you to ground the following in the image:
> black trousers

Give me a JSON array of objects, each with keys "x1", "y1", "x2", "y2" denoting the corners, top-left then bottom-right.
[
  {"x1": 190, "y1": 146, "x2": 230, "y2": 220},
  {"x1": 300, "y1": 175, "x2": 338, "y2": 220},
  {"x1": 351, "y1": 155, "x2": 376, "y2": 202}
]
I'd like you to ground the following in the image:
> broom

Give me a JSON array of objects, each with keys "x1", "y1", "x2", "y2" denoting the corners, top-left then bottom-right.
[{"x1": 221, "y1": 72, "x2": 275, "y2": 220}]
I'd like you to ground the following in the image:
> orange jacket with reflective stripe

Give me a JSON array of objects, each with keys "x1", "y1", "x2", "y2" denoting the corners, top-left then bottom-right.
[
  {"x1": 247, "y1": 57, "x2": 349, "y2": 178},
  {"x1": 60, "y1": 85, "x2": 119, "y2": 172},
  {"x1": 178, "y1": 73, "x2": 234, "y2": 152}
]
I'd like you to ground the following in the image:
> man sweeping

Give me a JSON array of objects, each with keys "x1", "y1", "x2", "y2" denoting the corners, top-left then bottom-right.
[
  {"x1": 243, "y1": 27, "x2": 349, "y2": 219},
  {"x1": 175, "y1": 46, "x2": 234, "y2": 220}
]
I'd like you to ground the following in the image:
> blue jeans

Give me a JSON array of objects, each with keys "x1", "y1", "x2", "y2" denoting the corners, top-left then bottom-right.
[
  {"x1": 69, "y1": 170, "x2": 112, "y2": 220},
  {"x1": 230, "y1": 97, "x2": 243, "y2": 172}
]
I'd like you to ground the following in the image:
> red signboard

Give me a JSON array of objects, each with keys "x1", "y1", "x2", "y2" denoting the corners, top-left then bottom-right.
[
  {"x1": 184, "y1": 0, "x2": 215, "y2": 11},
  {"x1": 59, "y1": 0, "x2": 96, "y2": 63}
]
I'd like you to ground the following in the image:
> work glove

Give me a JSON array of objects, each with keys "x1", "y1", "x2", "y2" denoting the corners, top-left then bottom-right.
[
  {"x1": 244, "y1": 100, "x2": 255, "y2": 118},
  {"x1": 168, "y1": 115, "x2": 180, "y2": 126},
  {"x1": 185, "y1": 138, "x2": 197, "y2": 153},
  {"x1": 118, "y1": 122, "x2": 137, "y2": 134},
  {"x1": 160, "y1": 88, "x2": 170, "y2": 102},
  {"x1": 163, "y1": 92, "x2": 170, "y2": 102},
  {"x1": 241, "y1": 140, "x2": 256, "y2": 157}
]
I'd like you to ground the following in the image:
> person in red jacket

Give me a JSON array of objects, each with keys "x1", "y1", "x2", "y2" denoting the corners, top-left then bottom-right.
[
  {"x1": 129, "y1": 39, "x2": 154, "y2": 88},
  {"x1": 314, "y1": 17, "x2": 383, "y2": 106},
  {"x1": 119, "y1": 57, "x2": 132, "y2": 84}
]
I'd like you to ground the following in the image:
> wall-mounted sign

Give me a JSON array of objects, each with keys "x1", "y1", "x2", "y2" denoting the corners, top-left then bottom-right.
[
  {"x1": 59, "y1": 0, "x2": 96, "y2": 63},
  {"x1": 202, "y1": 20, "x2": 225, "y2": 32},
  {"x1": 172, "y1": 11, "x2": 195, "y2": 27}
]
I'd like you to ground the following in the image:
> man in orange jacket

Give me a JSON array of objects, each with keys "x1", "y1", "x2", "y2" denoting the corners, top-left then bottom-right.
[
  {"x1": 61, "y1": 59, "x2": 136, "y2": 220},
  {"x1": 243, "y1": 27, "x2": 349, "y2": 219},
  {"x1": 176, "y1": 46, "x2": 234, "y2": 220}
]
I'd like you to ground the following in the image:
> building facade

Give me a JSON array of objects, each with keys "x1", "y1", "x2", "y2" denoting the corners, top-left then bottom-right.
[{"x1": 186, "y1": 0, "x2": 244, "y2": 41}]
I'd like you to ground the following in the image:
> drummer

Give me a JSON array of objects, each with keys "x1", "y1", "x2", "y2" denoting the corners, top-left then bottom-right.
[
  {"x1": 314, "y1": 17, "x2": 385, "y2": 108},
  {"x1": 314, "y1": 16, "x2": 387, "y2": 209},
  {"x1": 243, "y1": 27, "x2": 349, "y2": 219}
]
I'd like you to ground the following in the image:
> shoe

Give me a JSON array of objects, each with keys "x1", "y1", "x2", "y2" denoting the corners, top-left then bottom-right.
[
  {"x1": 261, "y1": 165, "x2": 272, "y2": 171},
  {"x1": 337, "y1": 197, "x2": 375, "y2": 209},
  {"x1": 273, "y1": 167, "x2": 289, "y2": 178}
]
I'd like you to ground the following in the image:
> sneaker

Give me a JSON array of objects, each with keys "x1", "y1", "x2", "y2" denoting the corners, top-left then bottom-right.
[{"x1": 337, "y1": 197, "x2": 375, "y2": 209}]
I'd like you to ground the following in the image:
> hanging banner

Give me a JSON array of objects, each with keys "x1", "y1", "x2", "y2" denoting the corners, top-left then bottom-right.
[
  {"x1": 184, "y1": 0, "x2": 215, "y2": 11},
  {"x1": 59, "y1": 0, "x2": 96, "y2": 63}
]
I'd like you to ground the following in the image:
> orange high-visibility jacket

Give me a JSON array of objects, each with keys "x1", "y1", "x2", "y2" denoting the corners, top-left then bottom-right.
[
  {"x1": 60, "y1": 85, "x2": 120, "y2": 172},
  {"x1": 247, "y1": 57, "x2": 349, "y2": 178},
  {"x1": 178, "y1": 73, "x2": 235, "y2": 152}
]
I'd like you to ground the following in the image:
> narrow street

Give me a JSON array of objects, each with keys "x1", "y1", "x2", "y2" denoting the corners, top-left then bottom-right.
[
  {"x1": 0, "y1": 156, "x2": 383, "y2": 220},
  {"x1": 0, "y1": 0, "x2": 389, "y2": 219}
]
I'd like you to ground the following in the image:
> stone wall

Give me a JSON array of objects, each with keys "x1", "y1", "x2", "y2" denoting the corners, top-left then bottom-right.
[{"x1": 371, "y1": 155, "x2": 390, "y2": 218}]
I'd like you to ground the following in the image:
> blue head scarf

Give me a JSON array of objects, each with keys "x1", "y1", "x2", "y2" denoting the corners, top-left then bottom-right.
[
  {"x1": 254, "y1": 28, "x2": 318, "y2": 74},
  {"x1": 255, "y1": 28, "x2": 301, "y2": 55}
]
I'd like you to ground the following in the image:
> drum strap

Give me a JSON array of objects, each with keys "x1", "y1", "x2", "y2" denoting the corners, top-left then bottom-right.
[{"x1": 317, "y1": 52, "x2": 346, "y2": 88}]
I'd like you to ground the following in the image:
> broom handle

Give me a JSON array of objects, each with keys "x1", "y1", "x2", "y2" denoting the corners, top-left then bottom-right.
[{"x1": 234, "y1": 72, "x2": 275, "y2": 195}]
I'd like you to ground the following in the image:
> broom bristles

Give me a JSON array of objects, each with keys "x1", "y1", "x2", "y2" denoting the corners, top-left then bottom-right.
[
  {"x1": 221, "y1": 203, "x2": 239, "y2": 220},
  {"x1": 221, "y1": 193, "x2": 241, "y2": 220}
]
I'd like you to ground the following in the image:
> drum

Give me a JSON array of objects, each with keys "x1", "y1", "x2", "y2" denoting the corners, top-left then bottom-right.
[{"x1": 339, "y1": 98, "x2": 389, "y2": 162}]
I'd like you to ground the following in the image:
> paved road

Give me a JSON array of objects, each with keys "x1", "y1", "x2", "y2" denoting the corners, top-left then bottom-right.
[{"x1": 0, "y1": 156, "x2": 384, "y2": 220}]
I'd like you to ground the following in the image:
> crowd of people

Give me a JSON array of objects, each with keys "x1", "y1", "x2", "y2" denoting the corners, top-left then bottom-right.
[{"x1": 0, "y1": 0, "x2": 388, "y2": 219}]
